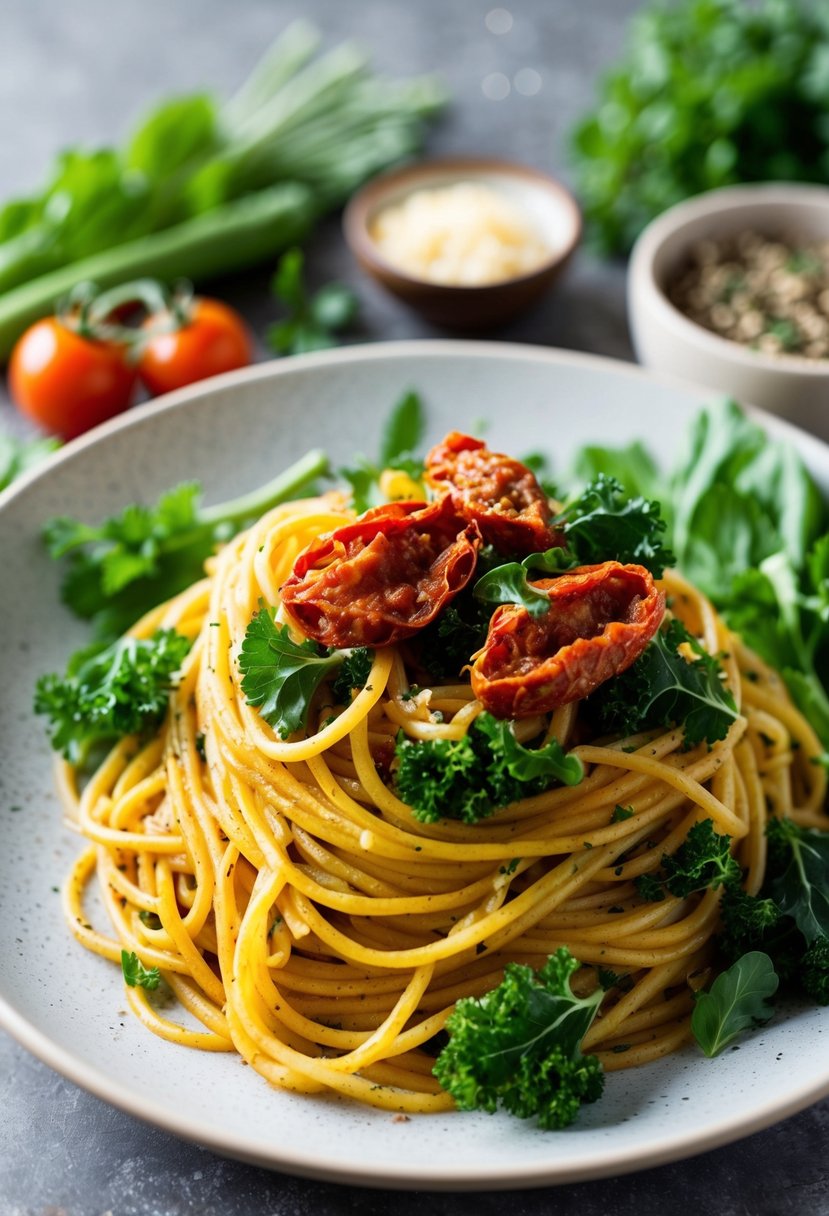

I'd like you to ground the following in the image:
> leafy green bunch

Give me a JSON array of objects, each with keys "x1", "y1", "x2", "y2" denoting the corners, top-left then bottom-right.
[
  {"x1": 572, "y1": 0, "x2": 829, "y2": 254},
  {"x1": 434, "y1": 948, "x2": 605, "y2": 1130},
  {"x1": 573, "y1": 401, "x2": 829, "y2": 754}
]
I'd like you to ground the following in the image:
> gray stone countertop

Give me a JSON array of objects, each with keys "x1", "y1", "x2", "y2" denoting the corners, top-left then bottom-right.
[{"x1": 2, "y1": 2, "x2": 829, "y2": 1213}]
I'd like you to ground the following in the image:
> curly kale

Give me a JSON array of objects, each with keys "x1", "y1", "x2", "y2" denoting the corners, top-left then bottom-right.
[
  {"x1": 594, "y1": 619, "x2": 739, "y2": 749},
  {"x1": 34, "y1": 629, "x2": 191, "y2": 764},
  {"x1": 394, "y1": 712, "x2": 583, "y2": 824},
  {"x1": 636, "y1": 819, "x2": 741, "y2": 902},
  {"x1": 433, "y1": 948, "x2": 604, "y2": 1130},
  {"x1": 718, "y1": 818, "x2": 829, "y2": 1006}
]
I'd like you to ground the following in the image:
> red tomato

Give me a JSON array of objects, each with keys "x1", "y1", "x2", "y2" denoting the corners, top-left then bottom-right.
[
  {"x1": 425, "y1": 431, "x2": 563, "y2": 556},
  {"x1": 281, "y1": 497, "x2": 482, "y2": 648},
  {"x1": 471, "y1": 561, "x2": 665, "y2": 718},
  {"x1": 138, "y1": 298, "x2": 252, "y2": 395},
  {"x1": 8, "y1": 318, "x2": 138, "y2": 440}
]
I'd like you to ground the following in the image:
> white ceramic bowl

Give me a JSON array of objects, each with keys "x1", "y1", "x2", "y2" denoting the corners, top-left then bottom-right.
[{"x1": 628, "y1": 183, "x2": 829, "y2": 441}]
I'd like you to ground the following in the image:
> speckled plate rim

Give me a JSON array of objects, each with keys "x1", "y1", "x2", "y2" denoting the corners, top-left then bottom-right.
[{"x1": 2, "y1": 340, "x2": 829, "y2": 1191}]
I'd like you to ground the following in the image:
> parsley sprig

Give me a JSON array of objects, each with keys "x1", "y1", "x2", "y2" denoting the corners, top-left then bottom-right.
[
  {"x1": 121, "y1": 949, "x2": 161, "y2": 991},
  {"x1": 267, "y1": 247, "x2": 358, "y2": 356},
  {"x1": 34, "y1": 629, "x2": 191, "y2": 764},
  {"x1": 44, "y1": 450, "x2": 328, "y2": 640},
  {"x1": 238, "y1": 606, "x2": 372, "y2": 739}
]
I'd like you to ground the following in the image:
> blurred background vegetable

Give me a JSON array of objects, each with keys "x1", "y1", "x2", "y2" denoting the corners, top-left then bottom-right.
[
  {"x1": 0, "y1": 432, "x2": 59, "y2": 492},
  {"x1": 0, "y1": 21, "x2": 444, "y2": 360},
  {"x1": 267, "y1": 247, "x2": 358, "y2": 355},
  {"x1": 571, "y1": 0, "x2": 829, "y2": 255}
]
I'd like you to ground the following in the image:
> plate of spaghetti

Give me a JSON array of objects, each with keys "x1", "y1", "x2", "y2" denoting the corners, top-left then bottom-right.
[{"x1": 1, "y1": 340, "x2": 828, "y2": 1189}]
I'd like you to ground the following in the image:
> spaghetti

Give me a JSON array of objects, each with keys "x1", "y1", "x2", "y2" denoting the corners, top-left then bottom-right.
[{"x1": 58, "y1": 485, "x2": 827, "y2": 1115}]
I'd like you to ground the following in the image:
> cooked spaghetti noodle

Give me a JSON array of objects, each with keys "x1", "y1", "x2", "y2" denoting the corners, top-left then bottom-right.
[{"x1": 58, "y1": 491, "x2": 827, "y2": 1114}]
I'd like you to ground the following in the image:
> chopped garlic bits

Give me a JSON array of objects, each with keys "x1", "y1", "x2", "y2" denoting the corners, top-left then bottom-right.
[{"x1": 369, "y1": 181, "x2": 551, "y2": 286}]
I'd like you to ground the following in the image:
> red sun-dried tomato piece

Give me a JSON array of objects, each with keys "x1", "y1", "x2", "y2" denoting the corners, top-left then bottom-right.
[
  {"x1": 424, "y1": 431, "x2": 564, "y2": 556},
  {"x1": 280, "y1": 497, "x2": 481, "y2": 649},
  {"x1": 470, "y1": 561, "x2": 665, "y2": 718}
]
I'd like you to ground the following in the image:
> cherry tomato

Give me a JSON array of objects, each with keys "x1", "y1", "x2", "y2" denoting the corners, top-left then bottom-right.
[
  {"x1": 281, "y1": 497, "x2": 482, "y2": 648},
  {"x1": 138, "y1": 297, "x2": 252, "y2": 395},
  {"x1": 471, "y1": 561, "x2": 665, "y2": 718},
  {"x1": 8, "y1": 318, "x2": 138, "y2": 440},
  {"x1": 425, "y1": 431, "x2": 564, "y2": 556}
]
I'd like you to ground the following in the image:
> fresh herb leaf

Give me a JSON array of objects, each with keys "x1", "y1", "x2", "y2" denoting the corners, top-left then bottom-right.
[
  {"x1": 433, "y1": 948, "x2": 604, "y2": 1130},
  {"x1": 394, "y1": 711, "x2": 583, "y2": 824},
  {"x1": 571, "y1": 0, "x2": 829, "y2": 254},
  {"x1": 331, "y1": 647, "x2": 373, "y2": 705},
  {"x1": 0, "y1": 431, "x2": 60, "y2": 492},
  {"x1": 473, "y1": 547, "x2": 576, "y2": 618},
  {"x1": 120, "y1": 949, "x2": 161, "y2": 991},
  {"x1": 238, "y1": 608, "x2": 342, "y2": 738},
  {"x1": 571, "y1": 441, "x2": 662, "y2": 507},
  {"x1": 636, "y1": 820, "x2": 740, "y2": 902},
  {"x1": 239, "y1": 608, "x2": 373, "y2": 738},
  {"x1": 340, "y1": 390, "x2": 426, "y2": 512},
  {"x1": 379, "y1": 390, "x2": 425, "y2": 469},
  {"x1": 33, "y1": 629, "x2": 191, "y2": 764},
  {"x1": 767, "y1": 817, "x2": 829, "y2": 946},
  {"x1": 267, "y1": 247, "x2": 357, "y2": 356},
  {"x1": 595, "y1": 619, "x2": 738, "y2": 748},
  {"x1": 552, "y1": 474, "x2": 674, "y2": 577},
  {"x1": 691, "y1": 952, "x2": 778, "y2": 1058},
  {"x1": 415, "y1": 597, "x2": 491, "y2": 679},
  {"x1": 611, "y1": 804, "x2": 634, "y2": 822},
  {"x1": 42, "y1": 450, "x2": 328, "y2": 639},
  {"x1": 474, "y1": 714, "x2": 585, "y2": 791}
]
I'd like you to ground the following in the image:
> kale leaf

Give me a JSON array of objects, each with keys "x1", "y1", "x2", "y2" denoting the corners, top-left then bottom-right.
[
  {"x1": 636, "y1": 819, "x2": 741, "y2": 902},
  {"x1": 594, "y1": 619, "x2": 738, "y2": 748},
  {"x1": 394, "y1": 712, "x2": 583, "y2": 824},
  {"x1": 433, "y1": 948, "x2": 604, "y2": 1129},
  {"x1": 553, "y1": 474, "x2": 674, "y2": 577},
  {"x1": 34, "y1": 629, "x2": 191, "y2": 764}
]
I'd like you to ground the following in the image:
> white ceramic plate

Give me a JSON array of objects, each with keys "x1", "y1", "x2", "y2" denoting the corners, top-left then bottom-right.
[{"x1": 2, "y1": 341, "x2": 828, "y2": 1190}]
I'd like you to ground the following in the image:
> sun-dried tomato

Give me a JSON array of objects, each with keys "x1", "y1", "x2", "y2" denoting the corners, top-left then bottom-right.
[
  {"x1": 424, "y1": 431, "x2": 564, "y2": 556},
  {"x1": 470, "y1": 561, "x2": 665, "y2": 718},
  {"x1": 281, "y1": 497, "x2": 481, "y2": 649}
]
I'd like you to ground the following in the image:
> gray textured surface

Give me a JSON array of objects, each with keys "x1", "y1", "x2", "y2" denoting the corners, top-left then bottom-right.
[{"x1": 2, "y1": 1, "x2": 829, "y2": 1213}]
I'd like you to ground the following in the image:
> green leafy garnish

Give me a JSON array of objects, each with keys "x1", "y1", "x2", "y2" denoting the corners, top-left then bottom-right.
[
  {"x1": 571, "y1": 0, "x2": 829, "y2": 254},
  {"x1": 267, "y1": 247, "x2": 358, "y2": 355},
  {"x1": 691, "y1": 952, "x2": 779, "y2": 1058},
  {"x1": 719, "y1": 820, "x2": 829, "y2": 1007},
  {"x1": 567, "y1": 401, "x2": 829, "y2": 751},
  {"x1": 394, "y1": 711, "x2": 583, "y2": 824},
  {"x1": 33, "y1": 629, "x2": 191, "y2": 765},
  {"x1": 433, "y1": 948, "x2": 604, "y2": 1130},
  {"x1": 473, "y1": 548, "x2": 576, "y2": 618},
  {"x1": 239, "y1": 606, "x2": 373, "y2": 738},
  {"x1": 43, "y1": 450, "x2": 328, "y2": 640},
  {"x1": 331, "y1": 647, "x2": 374, "y2": 705},
  {"x1": 767, "y1": 817, "x2": 829, "y2": 946},
  {"x1": 595, "y1": 619, "x2": 739, "y2": 749},
  {"x1": 636, "y1": 819, "x2": 741, "y2": 902},
  {"x1": 0, "y1": 431, "x2": 60, "y2": 492},
  {"x1": 120, "y1": 949, "x2": 161, "y2": 991},
  {"x1": 553, "y1": 474, "x2": 674, "y2": 578},
  {"x1": 340, "y1": 390, "x2": 426, "y2": 512}
]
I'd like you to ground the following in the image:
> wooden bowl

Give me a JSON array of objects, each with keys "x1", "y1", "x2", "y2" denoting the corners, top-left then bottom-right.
[{"x1": 343, "y1": 158, "x2": 582, "y2": 329}]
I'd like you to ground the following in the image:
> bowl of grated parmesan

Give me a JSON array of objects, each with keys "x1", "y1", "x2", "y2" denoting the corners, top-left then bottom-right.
[{"x1": 344, "y1": 158, "x2": 581, "y2": 328}]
